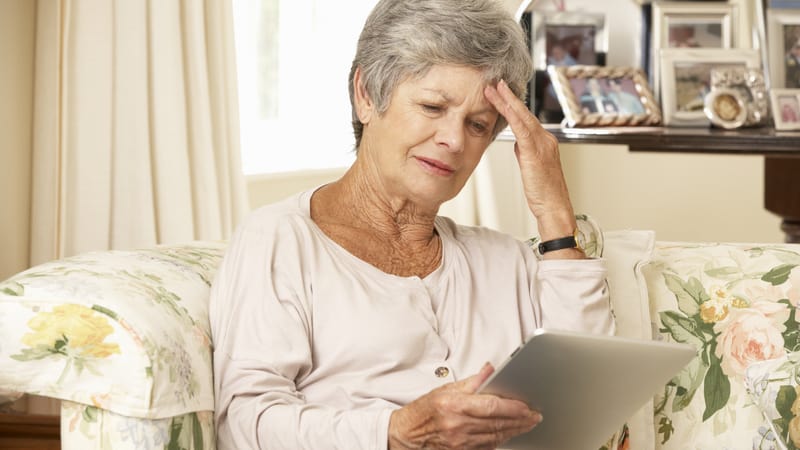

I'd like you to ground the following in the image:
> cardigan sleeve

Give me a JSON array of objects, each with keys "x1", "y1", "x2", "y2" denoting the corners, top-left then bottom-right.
[
  {"x1": 534, "y1": 257, "x2": 615, "y2": 336},
  {"x1": 209, "y1": 225, "x2": 393, "y2": 450}
]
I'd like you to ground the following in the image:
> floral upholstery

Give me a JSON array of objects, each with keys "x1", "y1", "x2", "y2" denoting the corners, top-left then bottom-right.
[
  {"x1": 746, "y1": 352, "x2": 800, "y2": 450},
  {"x1": 60, "y1": 400, "x2": 214, "y2": 449},
  {"x1": 0, "y1": 241, "x2": 226, "y2": 423},
  {"x1": 644, "y1": 242, "x2": 800, "y2": 449}
]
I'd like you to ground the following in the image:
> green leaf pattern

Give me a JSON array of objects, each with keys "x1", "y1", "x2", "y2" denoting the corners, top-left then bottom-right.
[
  {"x1": 649, "y1": 243, "x2": 800, "y2": 449},
  {"x1": 59, "y1": 400, "x2": 214, "y2": 449},
  {"x1": 0, "y1": 242, "x2": 226, "y2": 420}
]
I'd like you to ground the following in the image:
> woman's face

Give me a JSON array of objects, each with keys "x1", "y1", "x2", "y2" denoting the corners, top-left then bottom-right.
[{"x1": 358, "y1": 65, "x2": 499, "y2": 209}]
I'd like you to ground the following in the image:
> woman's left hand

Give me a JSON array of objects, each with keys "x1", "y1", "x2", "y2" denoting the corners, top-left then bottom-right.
[{"x1": 484, "y1": 80, "x2": 577, "y2": 243}]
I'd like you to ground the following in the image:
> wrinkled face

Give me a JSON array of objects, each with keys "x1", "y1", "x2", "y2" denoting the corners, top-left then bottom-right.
[{"x1": 358, "y1": 65, "x2": 499, "y2": 209}]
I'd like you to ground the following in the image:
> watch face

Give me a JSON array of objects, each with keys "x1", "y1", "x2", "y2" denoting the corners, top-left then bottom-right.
[
  {"x1": 575, "y1": 214, "x2": 604, "y2": 258},
  {"x1": 704, "y1": 88, "x2": 747, "y2": 129}
]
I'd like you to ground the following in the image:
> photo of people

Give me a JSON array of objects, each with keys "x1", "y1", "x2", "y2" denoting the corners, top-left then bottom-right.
[
  {"x1": 548, "y1": 66, "x2": 660, "y2": 126},
  {"x1": 577, "y1": 79, "x2": 617, "y2": 113},
  {"x1": 607, "y1": 78, "x2": 645, "y2": 114},
  {"x1": 779, "y1": 95, "x2": 800, "y2": 123},
  {"x1": 673, "y1": 62, "x2": 744, "y2": 112},
  {"x1": 566, "y1": 77, "x2": 644, "y2": 115},
  {"x1": 784, "y1": 25, "x2": 800, "y2": 88},
  {"x1": 667, "y1": 21, "x2": 724, "y2": 48},
  {"x1": 545, "y1": 24, "x2": 597, "y2": 67},
  {"x1": 539, "y1": 25, "x2": 598, "y2": 119}
]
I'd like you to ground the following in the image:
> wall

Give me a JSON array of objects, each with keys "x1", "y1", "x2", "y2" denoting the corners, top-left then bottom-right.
[
  {"x1": 560, "y1": 143, "x2": 783, "y2": 243},
  {"x1": 0, "y1": 0, "x2": 36, "y2": 280}
]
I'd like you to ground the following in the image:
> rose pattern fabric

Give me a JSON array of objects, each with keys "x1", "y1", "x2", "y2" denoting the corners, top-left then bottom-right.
[{"x1": 645, "y1": 242, "x2": 800, "y2": 449}]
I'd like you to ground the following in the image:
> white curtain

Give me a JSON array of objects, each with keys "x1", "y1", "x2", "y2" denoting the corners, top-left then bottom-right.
[{"x1": 25, "y1": 0, "x2": 248, "y2": 415}]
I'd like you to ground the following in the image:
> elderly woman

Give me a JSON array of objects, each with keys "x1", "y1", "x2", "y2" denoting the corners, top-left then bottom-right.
[{"x1": 210, "y1": 0, "x2": 614, "y2": 448}]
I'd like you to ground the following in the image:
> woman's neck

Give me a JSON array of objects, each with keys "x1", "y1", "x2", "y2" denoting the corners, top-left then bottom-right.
[{"x1": 310, "y1": 159, "x2": 442, "y2": 278}]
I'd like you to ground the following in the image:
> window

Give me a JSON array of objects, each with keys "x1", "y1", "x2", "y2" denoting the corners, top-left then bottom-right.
[{"x1": 233, "y1": 0, "x2": 378, "y2": 175}]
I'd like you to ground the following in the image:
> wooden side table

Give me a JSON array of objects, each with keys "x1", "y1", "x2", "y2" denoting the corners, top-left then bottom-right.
[{"x1": 0, "y1": 413, "x2": 60, "y2": 450}]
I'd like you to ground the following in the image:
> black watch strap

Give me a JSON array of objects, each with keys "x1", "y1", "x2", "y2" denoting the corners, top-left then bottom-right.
[{"x1": 538, "y1": 235, "x2": 577, "y2": 255}]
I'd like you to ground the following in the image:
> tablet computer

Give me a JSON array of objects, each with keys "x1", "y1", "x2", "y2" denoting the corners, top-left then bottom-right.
[{"x1": 478, "y1": 328, "x2": 695, "y2": 450}]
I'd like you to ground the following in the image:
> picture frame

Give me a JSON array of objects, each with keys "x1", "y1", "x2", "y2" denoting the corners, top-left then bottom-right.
[
  {"x1": 766, "y1": 9, "x2": 800, "y2": 89},
  {"x1": 770, "y1": 88, "x2": 800, "y2": 130},
  {"x1": 708, "y1": 67, "x2": 770, "y2": 127},
  {"x1": 659, "y1": 48, "x2": 760, "y2": 126},
  {"x1": 528, "y1": 11, "x2": 608, "y2": 123},
  {"x1": 532, "y1": 11, "x2": 607, "y2": 71},
  {"x1": 703, "y1": 88, "x2": 748, "y2": 129},
  {"x1": 651, "y1": 2, "x2": 738, "y2": 101},
  {"x1": 547, "y1": 65, "x2": 661, "y2": 127}
]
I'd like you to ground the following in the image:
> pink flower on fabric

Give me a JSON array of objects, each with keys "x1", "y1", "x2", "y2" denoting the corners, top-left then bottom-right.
[{"x1": 713, "y1": 300, "x2": 790, "y2": 379}]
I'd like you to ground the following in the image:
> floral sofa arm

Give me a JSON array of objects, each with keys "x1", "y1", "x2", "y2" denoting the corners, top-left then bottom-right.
[
  {"x1": 643, "y1": 241, "x2": 800, "y2": 450},
  {"x1": 0, "y1": 241, "x2": 227, "y2": 449}
]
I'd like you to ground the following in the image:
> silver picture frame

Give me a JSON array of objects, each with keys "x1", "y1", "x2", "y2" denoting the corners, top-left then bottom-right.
[
  {"x1": 766, "y1": 9, "x2": 800, "y2": 89},
  {"x1": 708, "y1": 66, "x2": 770, "y2": 127},
  {"x1": 532, "y1": 11, "x2": 607, "y2": 71},
  {"x1": 770, "y1": 88, "x2": 800, "y2": 130},
  {"x1": 659, "y1": 48, "x2": 761, "y2": 127},
  {"x1": 651, "y1": 2, "x2": 738, "y2": 101}
]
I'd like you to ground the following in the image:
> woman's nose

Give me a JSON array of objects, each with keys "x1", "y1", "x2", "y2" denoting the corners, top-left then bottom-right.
[{"x1": 435, "y1": 116, "x2": 465, "y2": 153}]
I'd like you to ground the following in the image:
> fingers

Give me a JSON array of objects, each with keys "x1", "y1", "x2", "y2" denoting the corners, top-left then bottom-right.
[
  {"x1": 484, "y1": 80, "x2": 541, "y2": 142},
  {"x1": 459, "y1": 362, "x2": 495, "y2": 393},
  {"x1": 462, "y1": 393, "x2": 538, "y2": 420},
  {"x1": 389, "y1": 379, "x2": 543, "y2": 450}
]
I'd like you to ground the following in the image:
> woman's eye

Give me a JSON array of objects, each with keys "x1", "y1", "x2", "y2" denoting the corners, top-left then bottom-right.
[
  {"x1": 470, "y1": 121, "x2": 488, "y2": 134},
  {"x1": 422, "y1": 104, "x2": 442, "y2": 113}
]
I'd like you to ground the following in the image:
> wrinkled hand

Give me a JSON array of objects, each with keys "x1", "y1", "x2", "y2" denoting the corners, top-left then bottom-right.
[
  {"x1": 484, "y1": 80, "x2": 577, "y2": 243},
  {"x1": 388, "y1": 363, "x2": 542, "y2": 450}
]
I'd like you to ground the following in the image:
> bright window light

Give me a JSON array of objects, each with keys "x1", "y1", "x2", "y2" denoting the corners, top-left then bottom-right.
[{"x1": 232, "y1": 0, "x2": 378, "y2": 175}]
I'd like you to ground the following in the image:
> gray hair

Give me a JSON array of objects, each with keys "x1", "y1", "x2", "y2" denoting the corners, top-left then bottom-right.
[{"x1": 348, "y1": 0, "x2": 533, "y2": 148}]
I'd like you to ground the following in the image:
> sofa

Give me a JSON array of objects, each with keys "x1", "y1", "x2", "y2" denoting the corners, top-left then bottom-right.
[{"x1": 1, "y1": 227, "x2": 799, "y2": 450}]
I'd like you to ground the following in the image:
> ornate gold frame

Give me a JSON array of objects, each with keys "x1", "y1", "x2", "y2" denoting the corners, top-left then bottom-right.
[{"x1": 547, "y1": 65, "x2": 661, "y2": 127}]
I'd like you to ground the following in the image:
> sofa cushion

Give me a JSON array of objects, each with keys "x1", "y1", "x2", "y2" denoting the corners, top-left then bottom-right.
[
  {"x1": 60, "y1": 400, "x2": 215, "y2": 449},
  {"x1": 603, "y1": 230, "x2": 657, "y2": 450},
  {"x1": 0, "y1": 242, "x2": 226, "y2": 419},
  {"x1": 643, "y1": 241, "x2": 800, "y2": 449}
]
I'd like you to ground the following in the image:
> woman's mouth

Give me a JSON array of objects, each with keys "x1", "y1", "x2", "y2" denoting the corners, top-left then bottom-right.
[{"x1": 416, "y1": 157, "x2": 455, "y2": 176}]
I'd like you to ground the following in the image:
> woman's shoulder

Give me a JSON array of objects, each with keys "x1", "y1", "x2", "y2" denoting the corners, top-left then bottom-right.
[{"x1": 237, "y1": 190, "x2": 313, "y2": 237}]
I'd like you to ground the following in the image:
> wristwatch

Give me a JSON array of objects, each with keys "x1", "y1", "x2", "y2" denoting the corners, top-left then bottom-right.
[
  {"x1": 529, "y1": 214, "x2": 603, "y2": 259},
  {"x1": 537, "y1": 233, "x2": 580, "y2": 255}
]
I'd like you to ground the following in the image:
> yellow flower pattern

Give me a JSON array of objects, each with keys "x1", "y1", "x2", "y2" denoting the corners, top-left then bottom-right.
[{"x1": 13, "y1": 304, "x2": 120, "y2": 382}]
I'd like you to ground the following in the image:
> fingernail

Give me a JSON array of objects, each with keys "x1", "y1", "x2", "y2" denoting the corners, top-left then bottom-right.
[
  {"x1": 531, "y1": 412, "x2": 543, "y2": 424},
  {"x1": 499, "y1": 79, "x2": 507, "y2": 88}
]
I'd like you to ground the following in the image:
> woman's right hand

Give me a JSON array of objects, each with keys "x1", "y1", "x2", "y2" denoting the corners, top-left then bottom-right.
[{"x1": 387, "y1": 363, "x2": 542, "y2": 450}]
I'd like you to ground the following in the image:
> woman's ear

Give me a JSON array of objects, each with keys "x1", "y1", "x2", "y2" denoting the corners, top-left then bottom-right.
[{"x1": 353, "y1": 67, "x2": 375, "y2": 124}]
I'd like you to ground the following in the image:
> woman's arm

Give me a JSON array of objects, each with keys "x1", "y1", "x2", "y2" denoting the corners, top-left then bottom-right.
[{"x1": 210, "y1": 227, "x2": 392, "y2": 449}]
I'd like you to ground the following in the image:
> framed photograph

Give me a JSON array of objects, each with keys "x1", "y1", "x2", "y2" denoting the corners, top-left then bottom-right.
[
  {"x1": 703, "y1": 88, "x2": 748, "y2": 129},
  {"x1": 651, "y1": 2, "x2": 738, "y2": 101},
  {"x1": 659, "y1": 48, "x2": 760, "y2": 126},
  {"x1": 708, "y1": 67, "x2": 770, "y2": 126},
  {"x1": 528, "y1": 11, "x2": 607, "y2": 123},
  {"x1": 547, "y1": 65, "x2": 661, "y2": 127},
  {"x1": 767, "y1": 9, "x2": 800, "y2": 89},
  {"x1": 770, "y1": 88, "x2": 800, "y2": 130},
  {"x1": 532, "y1": 11, "x2": 607, "y2": 70}
]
